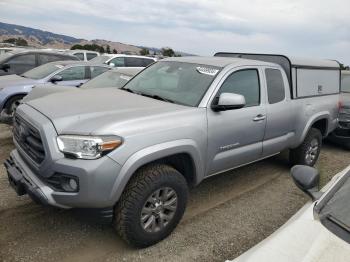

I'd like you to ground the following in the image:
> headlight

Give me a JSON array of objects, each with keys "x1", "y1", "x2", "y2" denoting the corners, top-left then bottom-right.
[{"x1": 57, "y1": 135, "x2": 122, "y2": 159}]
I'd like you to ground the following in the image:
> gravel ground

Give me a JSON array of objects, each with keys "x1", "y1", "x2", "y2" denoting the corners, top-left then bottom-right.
[{"x1": 0, "y1": 123, "x2": 349, "y2": 262}]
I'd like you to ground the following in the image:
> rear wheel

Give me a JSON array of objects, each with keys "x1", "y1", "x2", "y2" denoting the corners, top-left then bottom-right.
[
  {"x1": 114, "y1": 164, "x2": 188, "y2": 248},
  {"x1": 290, "y1": 128, "x2": 322, "y2": 166}
]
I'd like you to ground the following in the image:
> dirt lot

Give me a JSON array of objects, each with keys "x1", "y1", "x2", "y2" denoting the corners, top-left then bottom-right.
[{"x1": 0, "y1": 123, "x2": 349, "y2": 262}]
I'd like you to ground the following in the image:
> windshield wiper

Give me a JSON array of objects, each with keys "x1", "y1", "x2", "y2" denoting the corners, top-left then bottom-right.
[
  {"x1": 120, "y1": 87, "x2": 135, "y2": 93},
  {"x1": 139, "y1": 92, "x2": 175, "y2": 104}
]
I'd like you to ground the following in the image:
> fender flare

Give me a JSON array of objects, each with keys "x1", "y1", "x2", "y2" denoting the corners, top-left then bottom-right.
[
  {"x1": 109, "y1": 139, "x2": 204, "y2": 203},
  {"x1": 1, "y1": 92, "x2": 28, "y2": 110},
  {"x1": 297, "y1": 112, "x2": 330, "y2": 146}
]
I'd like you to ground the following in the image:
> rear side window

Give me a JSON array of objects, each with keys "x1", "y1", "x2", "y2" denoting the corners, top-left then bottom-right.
[
  {"x1": 219, "y1": 69, "x2": 260, "y2": 107},
  {"x1": 90, "y1": 66, "x2": 109, "y2": 78},
  {"x1": 74, "y1": 53, "x2": 85, "y2": 61},
  {"x1": 142, "y1": 58, "x2": 154, "y2": 67},
  {"x1": 8, "y1": 54, "x2": 36, "y2": 66},
  {"x1": 86, "y1": 53, "x2": 98, "y2": 61},
  {"x1": 125, "y1": 57, "x2": 143, "y2": 67},
  {"x1": 56, "y1": 66, "x2": 86, "y2": 81},
  {"x1": 38, "y1": 54, "x2": 64, "y2": 65},
  {"x1": 265, "y1": 68, "x2": 285, "y2": 104}
]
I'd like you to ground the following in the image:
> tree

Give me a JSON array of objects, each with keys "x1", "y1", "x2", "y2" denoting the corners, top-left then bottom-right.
[
  {"x1": 112, "y1": 48, "x2": 118, "y2": 54},
  {"x1": 71, "y1": 44, "x2": 105, "y2": 53},
  {"x1": 161, "y1": 47, "x2": 175, "y2": 57},
  {"x1": 106, "y1": 45, "x2": 111, "y2": 54},
  {"x1": 4, "y1": 37, "x2": 28, "y2": 46},
  {"x1": 71, "y1": 44, "x2": 83, "y2": 50},
  {"x1": 139, "y1": 48, "x2": 150, "y2": 56}
]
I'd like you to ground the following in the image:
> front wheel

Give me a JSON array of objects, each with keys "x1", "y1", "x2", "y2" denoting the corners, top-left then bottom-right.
[
  {"x1": 289, "y1": 128, "x2": 322, "y2": 166},
  {"x1": 114, "y1": 164, "x2": 188, "y2": 248}
]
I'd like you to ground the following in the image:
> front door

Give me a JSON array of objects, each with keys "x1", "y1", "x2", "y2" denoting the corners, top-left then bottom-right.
[{"x1": 206, "y1": 68, "x2": 267, "y2": 175}]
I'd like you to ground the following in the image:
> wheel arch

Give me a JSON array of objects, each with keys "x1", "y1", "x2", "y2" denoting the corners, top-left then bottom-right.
[
  {"x1": 1, "y1": 93, "x2": 28, "y2": 111},
  {"x1": 297, "y1": 113, "x2": 330, "y2": 147},
  {"x1": 110, "y1": 139, "x2": 204, "y2": 203}
]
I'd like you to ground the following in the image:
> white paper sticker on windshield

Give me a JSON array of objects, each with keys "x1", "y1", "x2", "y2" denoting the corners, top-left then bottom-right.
[
  {"x1": 196, "y1": 67, "x2": 219, "y2": 76},
  {"x1": 120, "y1": 75, "x2": 131, "y2": 81}
]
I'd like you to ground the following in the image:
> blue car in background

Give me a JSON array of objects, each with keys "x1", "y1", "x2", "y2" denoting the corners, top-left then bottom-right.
[{"x1": 0, "y1": 61, "x2": 110, "y2": 123}]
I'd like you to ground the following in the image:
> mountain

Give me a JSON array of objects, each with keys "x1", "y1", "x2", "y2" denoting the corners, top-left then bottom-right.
[{"x1": 0, "y1": 21, "x2": 142, "y2": 54}]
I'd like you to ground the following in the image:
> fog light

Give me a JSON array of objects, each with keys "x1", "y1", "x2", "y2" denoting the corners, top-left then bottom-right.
[
  {"x1": 61, "y1": 177, "x2": 79, "y2": 192},
  {"x1": 69, "y1": 179, "x2": 78, "y2": 191}
]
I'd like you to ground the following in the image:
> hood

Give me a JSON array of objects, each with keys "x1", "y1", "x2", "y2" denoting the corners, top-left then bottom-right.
[
  {"x1": 0, "y1": 74, "x2": 37, "y2": 89},
  {"x1": 22, "y1": 85, "x2": 75, "y2": 103},
  {"x1": 26, "y1": 88, "x2": 192, "y2": 134}
]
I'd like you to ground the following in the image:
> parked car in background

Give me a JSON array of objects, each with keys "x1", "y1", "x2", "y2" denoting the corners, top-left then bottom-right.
[
  {"x1": 21, "y1": 67, "x2": 143, "y2": 102},
  {"x1": 0, "y1": 50, "x2": 78, "y2": 76},
  {"x1": 5, "y1": 55, "x2": 340, "y2": 247},
  {"x1": 329, "y1": 70, "x2": 350, "y2": 148},
  {"x1": 229, "y1": 164, "x2": 350, "y2": 262},
  {"x1": 65, "y1": 50, "x2": 100, "y2": 61},
  {"x1": 104, "y1": 54, "x2": 156, "y2": 67},
  {"x1": 0, "y1": 61, "x2": 109, "y2": 122},
  {"x1": 89, "y1": 54, "x2": 115, "y2": 64}
]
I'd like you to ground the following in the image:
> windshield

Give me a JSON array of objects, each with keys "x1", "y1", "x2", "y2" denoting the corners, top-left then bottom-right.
[
  {"x1": 21, "y1": 63, "x2": 62, "y2": 80},
  {"x1": 341, "y1": 74, "x2": 350, "y2": 93},
  {"x1": 123, "y1": 61, "x2": 221, "y2": 106},
  {"x1": 317, "y1": 169, "x2": 350, "y2": 243},
  {"x1": 82, "y1": 70, "x2": 133, "y2": 89}
]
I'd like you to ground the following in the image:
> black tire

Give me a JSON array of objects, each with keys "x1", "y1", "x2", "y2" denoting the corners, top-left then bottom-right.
[
  {"x1": 4, "y1": 95, "x2": 24, "y2": 116},
  {"x1": 114, "y1": 164, "x2": 188, "y2": 248},
  {"x1": 289, "y1": 128, "x2": 322, "y2": 166}
]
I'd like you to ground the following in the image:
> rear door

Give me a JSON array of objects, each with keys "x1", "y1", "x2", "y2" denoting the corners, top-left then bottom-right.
[
  {"x1": 262, "y1": 67, "x2": 295, "y2": 156},
  {"x1": 206, "y1": 67, "x2": 267, "y2": 175}
]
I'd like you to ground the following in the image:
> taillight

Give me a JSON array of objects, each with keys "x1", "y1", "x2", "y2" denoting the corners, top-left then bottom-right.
[{"x1": 338, "y1": 100, "x2": 344, "y2": 110}]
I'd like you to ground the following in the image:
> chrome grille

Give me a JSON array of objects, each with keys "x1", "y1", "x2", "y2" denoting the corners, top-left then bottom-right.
[{"x1": 13, "y1": 114, "x2": 45, "y2": 164}]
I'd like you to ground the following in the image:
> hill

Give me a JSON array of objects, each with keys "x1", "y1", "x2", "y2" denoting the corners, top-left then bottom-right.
[{"x1": 0, "y1": 21, "x2": 142, "y2": 54}]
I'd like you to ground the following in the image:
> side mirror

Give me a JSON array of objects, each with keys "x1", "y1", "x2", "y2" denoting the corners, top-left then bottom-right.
[
  {"x1": 291, "y1": 165, "x2": 322, "y2": 200},
  {"x1": 1, "y1": 63, "x2": 10, "y2": 72},
  {"x1": 109, "y1": 62, "x2": 115, "y2": 67},
  {"x1": 50, "y1": 75, "x2": 63, "y2": 83},
  {"x1": 211, "y1": 93, "x2": 246, "y2": 111}
]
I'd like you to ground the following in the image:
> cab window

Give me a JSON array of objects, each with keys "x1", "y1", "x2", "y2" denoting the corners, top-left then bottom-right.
[{"x1": 218, "y1": 69, "x2": 260, "y2": 107}]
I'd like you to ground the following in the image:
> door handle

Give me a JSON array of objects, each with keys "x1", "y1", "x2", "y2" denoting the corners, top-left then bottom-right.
[{"x1": 253, "y1": 114, "x2": 266, "y2": 122}]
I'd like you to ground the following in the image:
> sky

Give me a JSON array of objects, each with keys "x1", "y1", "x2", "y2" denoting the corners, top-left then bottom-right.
[{"x1": 0, "y1": 0, "x2": 350, "y2": 64}]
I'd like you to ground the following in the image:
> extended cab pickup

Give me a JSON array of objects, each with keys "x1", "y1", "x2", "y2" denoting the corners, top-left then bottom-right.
[{"x1": 4, "y1": 54, "x2": 340, "y2": 247}]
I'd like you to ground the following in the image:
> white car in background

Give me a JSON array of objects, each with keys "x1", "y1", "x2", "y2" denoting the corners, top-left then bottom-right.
[
  {"x1": 229, "y1": 165, "x2": 350, "y2": 262},
  {"x1": 65, "y1": 50, "x2": 100, "y2": 61},
  {"x1": 103, "y1": 54, "x2": 157, "y2": 68}
]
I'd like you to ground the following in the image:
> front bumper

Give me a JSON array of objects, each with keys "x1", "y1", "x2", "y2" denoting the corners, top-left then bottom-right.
[
  {"x1": 5, "y1": 149, "x2": 123, "y2": 209},
  {"x1": 5, "y1": 151, "x2": 66, "y2": 207}
]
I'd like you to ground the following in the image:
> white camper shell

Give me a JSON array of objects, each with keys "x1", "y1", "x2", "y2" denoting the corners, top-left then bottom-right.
[{"x1": 214, "y1": 53, "x2": 340, "y2": 99}]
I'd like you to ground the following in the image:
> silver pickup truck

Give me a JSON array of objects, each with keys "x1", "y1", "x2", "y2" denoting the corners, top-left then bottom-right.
[{"x1": 5, "y1": 54, "x2": 340, "y2": 247}]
